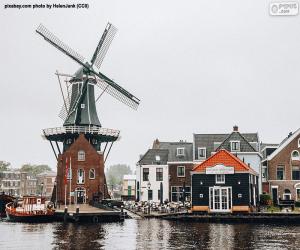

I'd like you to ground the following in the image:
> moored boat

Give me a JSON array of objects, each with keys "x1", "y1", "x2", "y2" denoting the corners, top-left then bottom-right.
[
  {"x1": 6, "y1": 195, "x2": 55, "y2": 222},
  {"x1": 0, "y1": 192, "x2": 15, "y2": 217}
]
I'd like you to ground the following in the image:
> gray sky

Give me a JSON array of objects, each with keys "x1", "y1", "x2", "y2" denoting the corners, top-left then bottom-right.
[{"x1": 1, "y1": 0, "x2": 299, "y2": 171}]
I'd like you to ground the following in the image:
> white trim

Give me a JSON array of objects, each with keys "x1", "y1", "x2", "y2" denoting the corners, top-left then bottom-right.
[
  {"x1": 197, "y1": 147, "x2": 206, "y2": 160},
  {"x1": 268, "y1": 128, "x2": 300, "y2": 161},
  {"x1": 176, "y1": 147, "x2": 185, "y2": 156},
  {"x1": 177, "y1": 166, "x2": 185, "y2": 177},
  {"x1": 230, "y1": 140, "x2": 240, "y2": 152}
]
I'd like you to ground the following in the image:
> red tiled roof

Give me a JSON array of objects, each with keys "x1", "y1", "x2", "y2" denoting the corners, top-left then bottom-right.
[{"x1": 192, "y1": 149, "x2": 252, "y2": 172}]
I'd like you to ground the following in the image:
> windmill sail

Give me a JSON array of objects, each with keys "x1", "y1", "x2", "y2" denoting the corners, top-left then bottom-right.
[{"x1": 91, "y1": 23, "x2": 117, "y2": 69}]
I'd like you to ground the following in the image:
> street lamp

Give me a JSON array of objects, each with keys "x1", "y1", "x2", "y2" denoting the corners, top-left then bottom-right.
[{"x1": 147, "y1": 181, "x2": 151, "y2": 214}]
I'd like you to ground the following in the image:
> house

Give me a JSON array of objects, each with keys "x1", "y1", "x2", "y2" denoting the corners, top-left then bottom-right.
[
  {"x1": 260, "y1": 143, "x2": 278, "y2": 193},
  {"x1": 37, "y1": 171, "x2": 56, "y2": 199},
  {"x1": 136, "y1": 149, "x2": 169, "y2": 203},
  {"x1": 193, "y1": 126, "x2": 262, "y2": 193},
  {"x1": 0, "y1": 171, "x2": 21, "y2": 196},
  {"x1": 152, "y1": 139, "x2": 194, "y2": 202},
  {"x1": 263, "y1": 129, "x2": 300, "y2": 204},
  {"x1": 56, "y1": 134, "x2": 109, "y2": 205},
  {"x1": 191, "y1": 149, "x2": 259, "y2": 213},
  {"x1": 121, "y1": 175, "x2": 136, "y2": 201}
]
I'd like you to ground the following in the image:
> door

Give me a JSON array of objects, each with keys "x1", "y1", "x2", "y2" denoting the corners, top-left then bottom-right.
[
  {"x1": 209, "y1": 187, "x2": 232, "y2": 212},
  {"x1": 272, "y1": 187, "x2": 278, "y2": 205},
  {"x1": 75, "y1": 188, "x2": 86, "y2": 204}
]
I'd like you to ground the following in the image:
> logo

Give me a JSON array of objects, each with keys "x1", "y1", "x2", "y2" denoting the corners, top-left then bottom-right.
[{"x1": 270, "y1": 2, "x2": 299, "y2": 16}]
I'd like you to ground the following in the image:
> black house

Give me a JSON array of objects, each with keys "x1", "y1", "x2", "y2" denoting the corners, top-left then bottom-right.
[{"x1": 191, "y1": 149, "x2": 258, "y2": 213}]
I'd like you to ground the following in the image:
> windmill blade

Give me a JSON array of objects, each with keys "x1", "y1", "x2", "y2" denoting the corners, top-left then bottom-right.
[
  {"x1": 94, "y1": 73, "x2": 140, "y2": 110},
  {"x1": 36, "y1": 24, "x2": 87, "y2": 69},
  {"x1": 90, "y1": 23, "x2": 117, "y2": 69}
]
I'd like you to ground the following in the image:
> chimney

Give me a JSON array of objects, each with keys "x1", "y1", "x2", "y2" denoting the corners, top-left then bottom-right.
[
  {"x1": 288, "y1": 132, "x2": 293, "y2": 138},
  {"x1": 233, "y1": 125, "x2": 239, "y2": 132},
  {"x1": 152, "y1": 138, "x2": 160, "y2": 149}
]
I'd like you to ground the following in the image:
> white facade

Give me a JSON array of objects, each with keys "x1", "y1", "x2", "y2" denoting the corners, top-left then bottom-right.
[
  {"x1": 136, "y1": 164, "x2": 169, "y2": 203},
  {"x1": 236, "y1": 153, "x2": 262, "y2": 194}
]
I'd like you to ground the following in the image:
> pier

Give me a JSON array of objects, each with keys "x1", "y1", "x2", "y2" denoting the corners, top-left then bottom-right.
[{"x1": 55, "y1": 204, "x2": 124, "y2": 223}]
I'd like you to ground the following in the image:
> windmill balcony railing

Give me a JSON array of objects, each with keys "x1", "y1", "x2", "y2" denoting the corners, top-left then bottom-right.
[{"x1": 43, "y1": 126, "x2": 120, "y2": 138}]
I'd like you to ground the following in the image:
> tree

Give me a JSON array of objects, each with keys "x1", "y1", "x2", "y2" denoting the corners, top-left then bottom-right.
[
  {"x1": 20, "y1": 164, "x2": 52, "y2": 176},
  {"x1": 0, "y1": 161, "x2": 11, "y2": 172},
  {"x1": 106, "y1": 164, "x2": 132, "y2": 187}
]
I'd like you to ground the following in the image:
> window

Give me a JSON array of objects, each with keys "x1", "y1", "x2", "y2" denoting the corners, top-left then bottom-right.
[
  {"x1": 78, "y1": 150, "x2": 85, "y2": 161},
  {"x1": 156, "y1": 168, "x2": 163, "y2": 181},
  {"x1": 81, "y1": 103, "x2": 85, "y2": 108},
  {"x1": 198, "y1": 147, "x2": 206, "y2": 159},
  {"x1": 262, "y1": 166, "x2": 267, "y2": 180},
  {"x1": 92, "y1": 139, "x2": 98, "y2": 145},
  {"x1": 230, "y1": 141, "x2": 240, "y2": 152},
  {"x1": 171, "y1": 186, "x2": 191, "y2": 202},
  {"x1": 77, "y1": 169, "x2": 85, "y2": 184},
  {"x1": 283, "y1": 189, "x2": 291, "y2": 200},
  {"x1": 158, "y1": 190, "x2": 161, "y2": 201},
  {"x1": 291, "y1": 150, "x2": 300, "y2": 161},
  {"x1": 177, "y1": 166, "x2": 185, "y2": 177},
  {"x1": 277, "y1": 166, "x2": 285, "y2": 180},
  {"x1": 155, "y1": 155, "x2": 160, "y2": 162},
  {"x1": 143, "y1": 168, "x2": 149, "y2": 181},
  {"x1": 292, "y1": 166, "x2": 300, "y2": 180},
  {"x1": 89, "y1": 168, "x2": 95, "y2": 179},
  {"x1": 296, "y1": 188, "x2": 300, "y2": 201},
  {"x1": 216, "y1": 174, "x2": 225, "y2": 184},
  {"x1": 67, "y1": 167, "x2": 72, "y2": 180},
  {"x1": 66, "y1": 139, "x2": 72, "y2": 145},
  {"x1": 177, "y1": 148, "x2": 185, "y2": 156},
  {"x1": 148, "y1": 189, "x2": 153, "y2": 200}
]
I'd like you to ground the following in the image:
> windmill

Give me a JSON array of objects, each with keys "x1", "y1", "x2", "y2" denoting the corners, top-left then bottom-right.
[{"x1": 36, "y1": 23, "x2": 140, "y2": 203}]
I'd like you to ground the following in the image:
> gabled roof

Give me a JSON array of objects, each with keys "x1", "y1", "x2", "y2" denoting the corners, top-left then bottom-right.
[
  {"x1": 267, "y1": 128, "x2": 300, "y2": 161},
  {"x1": 192, "y1": 149, "x2": 258, "y2": 175},
  {"x1": 215, "y1": 131, "x2": 257, "y2": 152},
  {"x1": 138, "y1": 149, "x2": 169, "y2": 165},
  {"x1": 193, "y1": 129, "x2": 259, "y2": 160}
]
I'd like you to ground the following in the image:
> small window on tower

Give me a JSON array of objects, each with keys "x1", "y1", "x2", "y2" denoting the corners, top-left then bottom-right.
[
  {"x1": 78, "y1": 150, "x2": 85, "y2": 161},
  {"x1": 92, "y1": 139, "x2": 98, "y2": 145},
  {"x1": 81, "y1": 104, "x2": 85, "y2": 109},
  {"x1": 66, "y1": 139, "x2": 72, "y2": 145}
]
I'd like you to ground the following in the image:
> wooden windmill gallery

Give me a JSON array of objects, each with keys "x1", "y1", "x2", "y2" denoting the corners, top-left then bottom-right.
[{"x1": 36, "y1": 23, "x2": 140, "y2": 206}]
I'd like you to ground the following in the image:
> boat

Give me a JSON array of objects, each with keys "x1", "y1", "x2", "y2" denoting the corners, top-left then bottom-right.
[
  {"x1": 6, "y1": 195, "x2": 55, "y2": 222},
  {"x1": 0, "y1": 192, "x2": 15, "y2": 217}
]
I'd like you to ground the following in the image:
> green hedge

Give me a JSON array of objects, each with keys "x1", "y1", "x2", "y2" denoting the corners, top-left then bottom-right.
[{"x1": 260, "y1": 194, "x2": 272, "y2": 205}]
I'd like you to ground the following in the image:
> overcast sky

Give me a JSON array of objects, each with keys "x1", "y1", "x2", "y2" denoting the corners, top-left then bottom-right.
[{"x1": 1, "y1": 0, "x2": 299, "y2": 171}]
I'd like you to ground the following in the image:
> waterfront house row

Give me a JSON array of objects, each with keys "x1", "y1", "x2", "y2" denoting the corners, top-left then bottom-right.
[{"x1": 136, "y1": 126, "x2": 261, "y2": 203}]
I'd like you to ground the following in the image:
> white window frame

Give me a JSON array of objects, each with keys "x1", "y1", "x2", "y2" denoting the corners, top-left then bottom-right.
[
  {"x1": 89, "y1": 168, "x2": 95, "y2": 179},
  {"x1": 198, "y1": 147, "x2": 206, "y2": 159},
  {"x1": 291, "y1": 150, "x2": 300, "y2": 161},
  {"x1": 177, "y1": 166, "x2": 185, "y2": 177},
  {"x1": 230, "y1": 141, "x2": 240, "y2": 152},
  {"x1": 215, "y1": 174, "x2": 225, "y2": 184},
  {"x1": 177, "y1": 148, "x2": 185, "y2": 156},
  {"x1": 78, "y1": 150, "x2": 85, "y2": 161},
  {"x1": 77, "y1": 169, "x2": 85, "y2": 184},
  {"x1": 81, "y1": 103, "x2": 85, "y2": 109}
]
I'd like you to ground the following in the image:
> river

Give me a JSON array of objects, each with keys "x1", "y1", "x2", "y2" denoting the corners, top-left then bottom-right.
[{"x1": 0, "y1": 218, "x2": 300, "y2": 249}]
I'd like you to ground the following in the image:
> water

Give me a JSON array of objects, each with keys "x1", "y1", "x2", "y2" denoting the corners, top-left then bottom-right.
[{"x1": 0, "y1": 218, "x2": 300, "y2": 249}]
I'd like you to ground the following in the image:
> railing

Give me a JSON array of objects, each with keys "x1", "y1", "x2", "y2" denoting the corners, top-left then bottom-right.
[{"x1": 43, "y1": 126, "x2": 120, "y2": 137}]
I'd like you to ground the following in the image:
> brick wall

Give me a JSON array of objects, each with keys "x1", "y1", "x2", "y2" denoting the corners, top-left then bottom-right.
[{"x1": 56, "y1": 134, "x2": 106, "y2": 204}]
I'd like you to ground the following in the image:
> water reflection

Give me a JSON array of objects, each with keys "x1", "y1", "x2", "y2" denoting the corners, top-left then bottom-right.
[{"x1": 0, "y1": 219, "x2": 300, "y2": 249}]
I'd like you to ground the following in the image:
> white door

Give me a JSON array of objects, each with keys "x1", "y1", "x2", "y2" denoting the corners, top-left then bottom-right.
[{"x1": 209, "y1": 187, "x2": 232, "y2": 212}]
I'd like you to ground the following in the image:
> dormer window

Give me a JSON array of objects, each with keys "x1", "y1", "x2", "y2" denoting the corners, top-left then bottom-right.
[
  {"x1": 155, "y1": 155, "x2": 161, "y2": 163},
  {"x1": 198, "y1": 147, "x2": 206, "y2": 159},
  {"x1": 291, "y1": 150, "x2": 300, "y2": 161},
  {"x1": 177, "y1": 148, "x2": 185, "y2": 156},
  {"x1": 230, "y1": 141, "x2": 240, "y2": 152},
  {"x1": 78, "y1": 150, "x2": 85, "y2": 161}
]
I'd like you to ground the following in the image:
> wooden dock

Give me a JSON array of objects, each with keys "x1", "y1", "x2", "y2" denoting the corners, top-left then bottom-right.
[{"x1": 55, "y1": 204, "x2": 124, "y2": 223}]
